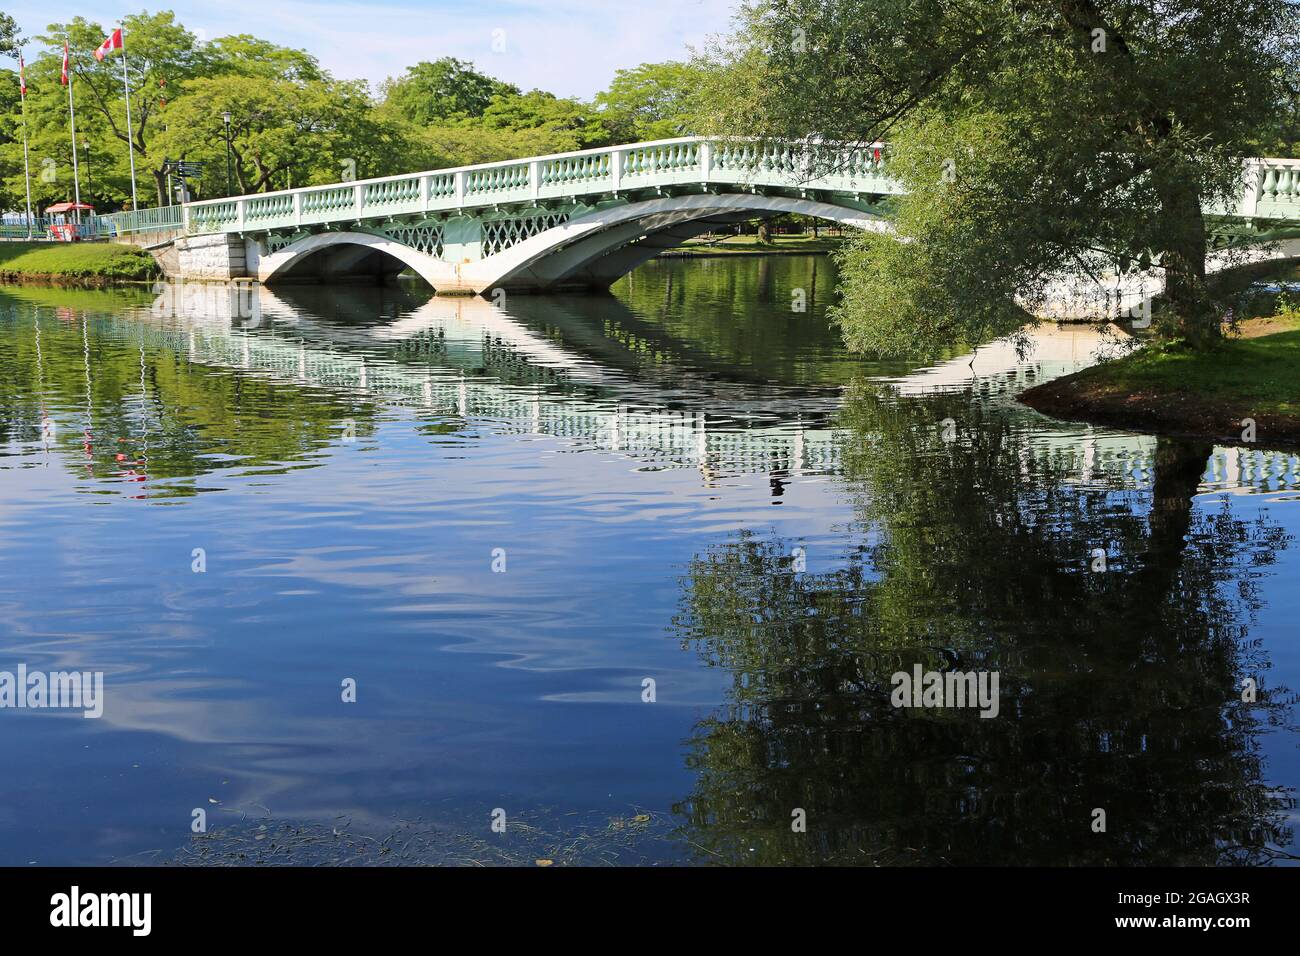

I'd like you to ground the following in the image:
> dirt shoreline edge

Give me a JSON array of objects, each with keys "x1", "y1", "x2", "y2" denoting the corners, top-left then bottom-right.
[{"x1": 1019, "y1": 375, "x2": 1300, "y2": 451}]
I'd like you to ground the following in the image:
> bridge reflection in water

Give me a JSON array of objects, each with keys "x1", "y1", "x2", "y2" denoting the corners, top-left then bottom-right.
[
  {"x1": 135, "y1": 281, "x2": 852, "y2": 481},
  {"x1": 128, "y1": 280, "x2": 1300, "y2": 497}
]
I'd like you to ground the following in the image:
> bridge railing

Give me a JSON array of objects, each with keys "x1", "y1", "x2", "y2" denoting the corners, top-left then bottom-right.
[
  {"x1": 172, "y1": 136, "x2": 899, "y2": 237},
  {"x1": 0, "y1": 216, "x2": 53, "y2": 240},
  {"x1": 108, "y1": 140, "x2": 1300, "y2": 240},
  {"x1": 1235, "y1": 157, "x2": 1300, "y2": 220},
  {"x1": 95, "y1": 205, "x2": 185, "y2": 237}
]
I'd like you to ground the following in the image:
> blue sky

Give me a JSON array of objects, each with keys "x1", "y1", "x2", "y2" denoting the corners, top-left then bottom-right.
[{"x1": 5, "y1": 0, "x2": 738, "y2": 97}]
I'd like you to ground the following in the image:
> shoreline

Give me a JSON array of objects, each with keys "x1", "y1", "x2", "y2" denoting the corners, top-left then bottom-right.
[
  {"x1": 0, "y1": 272, "x2": 158, "y2": 288},
  {"x1": 1019, "y1": 380, "x2": 1300, "y2": 449},
  {"x1": 1019, "y1": 317, "x2": 1300, "y2": 450}
]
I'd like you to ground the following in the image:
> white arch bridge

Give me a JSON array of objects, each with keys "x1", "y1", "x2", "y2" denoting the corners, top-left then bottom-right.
[
  {"x1": 108, "y1": 138, "x2": 893, "y2": 293},
  {"x1": 99, "y1": 137, "x2": 1300, "y2": 298}
]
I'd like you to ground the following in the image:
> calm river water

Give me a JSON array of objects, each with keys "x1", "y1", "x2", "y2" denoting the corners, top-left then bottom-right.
[{"x1": 1, "y1": 256, "x2": 1297, "y2": 865}]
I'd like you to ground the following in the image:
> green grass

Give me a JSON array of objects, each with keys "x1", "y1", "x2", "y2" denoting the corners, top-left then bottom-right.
[
  {"x1": 0, "y1": 241, "x2": 159, "y2": 280},
  {"x1": 1073, "y1": 314, "x2": 1300, "y2": 416}
]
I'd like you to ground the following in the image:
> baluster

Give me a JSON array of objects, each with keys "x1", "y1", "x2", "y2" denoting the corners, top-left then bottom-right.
[{"x1": 1263, "y1": 166, "x2": 1280, "y2": 198}]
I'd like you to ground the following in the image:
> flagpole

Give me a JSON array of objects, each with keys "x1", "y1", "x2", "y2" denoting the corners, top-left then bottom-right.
[
  {"x1": 65, "y1": 42, "x2": 83, "y2": 220},
  {"x1": 18, "y1": 57, "x2": 35, "y2": 239},
  {"x1": 119, "y1": 25, "x2": 139, "y2": 210}
]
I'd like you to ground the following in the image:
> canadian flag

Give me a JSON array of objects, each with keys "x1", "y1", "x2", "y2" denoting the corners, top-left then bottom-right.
[
  {"x1": 60, "y1": 42, "x2": 69, "y2": 85},
  {"x1": 18, "y1": 54, "x2": 26, "y2": 96},
  {"x1": 94, "y1": 28, "x2": 123, "y2": 62}
]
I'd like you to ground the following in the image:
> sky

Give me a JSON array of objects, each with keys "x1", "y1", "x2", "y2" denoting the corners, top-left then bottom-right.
[{"x1": 5, "y1": 0, "x2": 739, "y2": 98}]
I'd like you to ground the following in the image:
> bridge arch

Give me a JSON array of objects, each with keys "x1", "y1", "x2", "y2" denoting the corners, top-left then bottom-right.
[
  {"x1": 461, "y1": 193, "x2": 890, "y2": 293},
  {"x1": 254, "y1": 194, "x2": 888, "y2": 293},
  {"x1": 257, "y1": 230, "x2": 460, "y2": 287}
]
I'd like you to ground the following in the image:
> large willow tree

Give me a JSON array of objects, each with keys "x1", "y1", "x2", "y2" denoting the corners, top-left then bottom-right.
[{"x1": 699, "y1": 1, "x2": 1300, "y2": 353}]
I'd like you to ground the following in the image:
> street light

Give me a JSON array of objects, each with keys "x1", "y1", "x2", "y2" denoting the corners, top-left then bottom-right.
[{"x1": 221, "y1": 111, "x2": 233, "y2": 196}]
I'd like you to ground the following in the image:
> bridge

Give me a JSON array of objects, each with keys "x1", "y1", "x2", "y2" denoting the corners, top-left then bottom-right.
[
  {"x1": 105, "y1": 138, "x2": 894, "y2": 293},
  {"x1": 97, "y1": 137, "x2": 1300, "y2": 305}
]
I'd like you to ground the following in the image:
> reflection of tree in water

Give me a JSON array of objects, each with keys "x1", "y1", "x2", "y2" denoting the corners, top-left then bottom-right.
[
  {"x1": 0, "y1": 302, "x2": 380, "y2": 494},
  {"x1": 672, "y1": 385, "x2": 1296, "y2": 865}
]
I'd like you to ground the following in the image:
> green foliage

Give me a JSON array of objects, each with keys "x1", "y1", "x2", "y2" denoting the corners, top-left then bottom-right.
[
  {"x1": 0, "y1": 241, "x2": 159, "y2": 279},
  {"x1": 207, "y1": 34, "x2": 324, "y2": 83},
  {"x1": 0, "y1": 67, "x2": 25, "y2": 213},
  {"x1": 700, "y1": 0, "x2": 1300, "y2": 353},
  {"x1": 480, "y1": 90, "x2": 612, "y2": 150},
  {"x1": 0, "y1": 12, "x2": 20, "y2": 57},
  {"x1": 594, "y1": 61, "x2": 707, "y2": 141},
  {"x1": 415, "y1": 123, "x2": 578, "y2": 169},
  {"x1": 151, "y1": 74, "x2": 410, "y2": 193},
  {"x1": 379, "y1": 58, "x2": 519, "y2": 125}
]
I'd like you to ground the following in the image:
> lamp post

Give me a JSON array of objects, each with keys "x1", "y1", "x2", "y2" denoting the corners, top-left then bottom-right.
[
  {"x1": 221, "y1": 111, "x2": 233, "y2": 196},
  {"x1": 81, "y1": 137, "x2": 91, "y2": 201}
]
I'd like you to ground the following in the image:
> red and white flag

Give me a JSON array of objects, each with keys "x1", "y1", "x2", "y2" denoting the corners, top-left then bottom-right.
[
  {"x1": 94, "y1": 28, "x2": 123, "y2": 62},
  {"x1": 18, "y1": 54, "x2": 26, "y2": 96},
  {"x1": 60, "y1": 41, "x2": 69, "y2": 86}
]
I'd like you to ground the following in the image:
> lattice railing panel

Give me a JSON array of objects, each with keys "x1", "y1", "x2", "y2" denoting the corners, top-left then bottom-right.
[
  {"x1": 482, "y1": 211, "x2": 569, "y2": 256},
  {"x1": 380, "y1": 221, "x2": 445, "y2": 258}
]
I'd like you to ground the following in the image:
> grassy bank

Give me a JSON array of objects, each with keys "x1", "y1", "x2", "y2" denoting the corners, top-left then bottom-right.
[
  {"x1": 1020, "y1": 314, "x2": 1300, "y2": 447},
  {"x1": 661, "y1": 234, "x2": 847, "y2": 257},
  {"x1": 0, "y1": 241, "x2": 159, "y2": 282}
]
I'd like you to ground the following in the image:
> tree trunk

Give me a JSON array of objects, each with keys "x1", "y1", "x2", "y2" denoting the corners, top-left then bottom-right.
[
  {"x1": 1129, "y1": 438, "x2": 1214, "y2": 622},
  {"x1": 1156, "y1": 175, "x2": 1218, "y2": 346}
]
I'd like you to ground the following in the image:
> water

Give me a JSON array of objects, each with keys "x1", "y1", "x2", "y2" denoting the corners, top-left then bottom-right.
[{"x1": 0, "y1": 256, "x2": 1297, "y2": 866}]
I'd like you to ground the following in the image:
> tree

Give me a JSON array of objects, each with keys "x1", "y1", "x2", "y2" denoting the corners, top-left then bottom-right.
[
  {"x1": 151, "y1": 74, "x2": 407, "y2": 195},
  {"x1": 698, "y1": 1, "x2": 1300, "y2": 352},
  {"x1": 0, "y1": 12, "x2": 20, "y2": 57},
  {"x1": 480, "y1": 90, "x2": 613, "y2": 150},
  {"x1": 207, "y1": 34, "x2": 323, "y2": 83},
  {"x1": 39, "y1": 12, "x2": 209, "y2": 206},
  {"x1": 8, "y1": 34, "x2": 118, "y2": 211},
  {"x1": 416, "y1": 122, "x2": 588, "y2": 169},
  {"x1": 0, "y1": 68, "x2": 25, "y2": 213},
  {"x1": 594, "y1": 61, "x2": 705, "y2": 141},
  {"x1": 379, "y1": 58, "x2": 518, "y2": 125}
]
